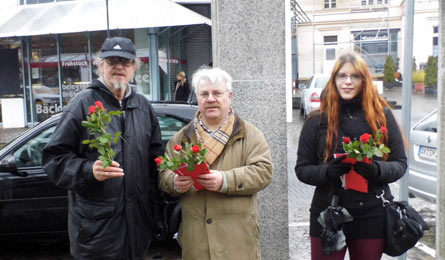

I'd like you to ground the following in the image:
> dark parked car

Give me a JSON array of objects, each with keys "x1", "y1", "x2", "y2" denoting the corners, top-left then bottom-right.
[{"x1": 0, "y1": 102, "x2": 197, "y2": 241}]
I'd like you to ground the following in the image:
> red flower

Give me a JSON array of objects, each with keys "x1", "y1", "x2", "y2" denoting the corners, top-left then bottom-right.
[
  {"x1": 89, "y1": 105, "x2": 96, "y2": 115},
  {"x1": 173, "y1": 144, "x2": 183, "y2": 151},
  {"x1": 342, "y1": 137, "x2": 351, "y2": 144},
  {"x1": 95, "y1": 101, "x2": 104, "y2": 110},
  {"x1": 380, "y1": 126, "x2": 388, "y2": 134},
  {"x1": 154, "y1": 157, "x2": 163, "y2": 166},
  {"x1": 192, "y1": 145, "x2": 201, "y2": 153},
  {"x1": 360, "y1": 133, "x2": 371, "y2": 143}
]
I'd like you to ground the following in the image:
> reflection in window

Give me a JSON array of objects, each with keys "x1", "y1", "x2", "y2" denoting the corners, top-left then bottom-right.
[
  {"x1": 30, "y1": 36, "x2": 61, "y2": 122},
  {"x1": 324, "y1": 0, "x2": 336, "y2": 8},
  {"x1": 157, "y1": 115, "x2": 187, "y2": 150},
  {"x1": 14, "y1": 126, "x2": 56, "y2": 168},
  {"x1": 61, "y1": 33, "x2": 91, "y2": 105}
]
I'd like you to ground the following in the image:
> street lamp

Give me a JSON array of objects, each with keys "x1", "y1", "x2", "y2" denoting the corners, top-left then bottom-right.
[{"x1": 105, "y1": 0, "x2": 110, "y2": 37}]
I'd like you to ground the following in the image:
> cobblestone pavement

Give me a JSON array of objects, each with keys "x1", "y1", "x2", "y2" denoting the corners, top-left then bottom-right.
[{"x1": 288, "y1": 86, "x2": 438, "y2": 260}]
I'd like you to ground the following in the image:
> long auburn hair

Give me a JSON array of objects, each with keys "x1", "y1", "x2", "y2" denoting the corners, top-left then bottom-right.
[{"x1": 319, "y1": 53, "x2": 391, "y2": 162}]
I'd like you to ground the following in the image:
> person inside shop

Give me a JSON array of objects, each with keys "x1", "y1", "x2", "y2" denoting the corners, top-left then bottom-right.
[
  {"x1": 174, "y1": 71, "x2": 191, "y2": 102},
  {"x1": 295, "y1": 53, "x2": 407, "y2": 260},
  {"x1": 42, "y1": 37, "x2": 165, "y2": 260},
  {"x1": 158, "y1": 67, "x2": 274, "y2": 260}
]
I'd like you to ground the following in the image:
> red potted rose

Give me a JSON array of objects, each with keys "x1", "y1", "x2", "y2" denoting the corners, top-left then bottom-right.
[
  {"x1": 337, "y1": 127, "x2": 391, "y2": 193},
  {"x1": 155, "y1": 143, "x2": 209, "y2": 190}
]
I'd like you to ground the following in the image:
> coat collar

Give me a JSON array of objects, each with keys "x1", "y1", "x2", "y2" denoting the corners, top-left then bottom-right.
[{"x1": 181, "y1": 113, "x2": 246, "y2": 145}]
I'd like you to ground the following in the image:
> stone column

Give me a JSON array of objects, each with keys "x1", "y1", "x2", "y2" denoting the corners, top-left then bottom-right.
[
  {"x1": 436, "y1": 1, "x2": 445, "y2": 259},
  {"x1": 212, "y1": 1, "x2": 288, "y2": 259}
]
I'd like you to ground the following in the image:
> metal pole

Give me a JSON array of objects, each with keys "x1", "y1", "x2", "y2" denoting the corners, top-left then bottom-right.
[
  {"x1": 436, "y1": 1, "x2": 445, "y2": 259},
  {"x1": 312, "y1": 0, "x2": 315, "y2": 74},
  {"x1": 399, "y1": 0, "x2": 415, "y2": 259},
  {"x1": 105, "y1": 0, "x2": 110, "y2": 38},
  {"x1": 56, "y1": 35, "x2": 63, "y2": 109}
]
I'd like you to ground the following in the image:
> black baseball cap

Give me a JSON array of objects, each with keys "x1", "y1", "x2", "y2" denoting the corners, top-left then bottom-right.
[{"x1": 99, "y1": 37, "x2": 136, "y2": 60}]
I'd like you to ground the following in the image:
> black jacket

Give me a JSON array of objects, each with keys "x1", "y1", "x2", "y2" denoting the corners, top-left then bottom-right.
[
  {"x1": 42, "y1": 80, "x2": 163, "y2": 259},
  {"x1": 295, "y1": 98, "x2": 407, "y2": 239},
  {"x1": 174, "y1": 80, "x2": 190, "y2": 102}
]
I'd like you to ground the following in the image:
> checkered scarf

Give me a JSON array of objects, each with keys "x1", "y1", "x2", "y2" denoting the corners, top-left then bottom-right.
[{"x1": 194, "y1": 110, "x2": 235, "y2": 165}]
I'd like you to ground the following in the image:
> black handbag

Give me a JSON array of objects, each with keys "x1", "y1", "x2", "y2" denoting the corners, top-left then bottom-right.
[{"x1": 376, "y1": 190, "x2": 430, "y2": 256}]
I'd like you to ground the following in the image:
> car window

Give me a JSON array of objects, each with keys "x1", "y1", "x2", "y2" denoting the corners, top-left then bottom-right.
[
  {"x1": 306, "y1": 77, "x2": 314, "y2": 88},
  {"x1": 315, "y1": 78, "x2": 329, "y2": 89},
  {"x1": 157, "y1": 115, "x2": 187, "y2": 149},
  {"x1": 13, "y1": 126, "x2": 57, "y2": 168},
  {"x1": 413, "y1": 111, "x2": 437, "y2": 133}
]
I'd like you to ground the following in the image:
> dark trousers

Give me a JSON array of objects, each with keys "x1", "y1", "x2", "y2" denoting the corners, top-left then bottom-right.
[{"x1": 311, "y1": 237, "x2": 385, "y2": 260}]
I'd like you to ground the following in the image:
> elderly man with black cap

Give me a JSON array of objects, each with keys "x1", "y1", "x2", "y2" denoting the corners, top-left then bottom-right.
[{"x1": 43, "y1": 37, "x2": 165, "y2": 259}]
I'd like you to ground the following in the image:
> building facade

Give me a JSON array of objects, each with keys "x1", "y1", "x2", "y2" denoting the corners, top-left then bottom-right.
[
  {"x1": 294, "y1": 0, "x2": 439, "y2": 79},
  {"x1": 0, "y1": 0, "x2": 211, "y2": 126}
]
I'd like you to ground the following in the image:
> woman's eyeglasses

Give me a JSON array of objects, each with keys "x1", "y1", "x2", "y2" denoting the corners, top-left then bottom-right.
[
  {"x1": 335, "y1": 73, "x2": 363, "y2": 83},
  {"x1": 105, "y1": 57, "x2": 135, "y2": 67}
]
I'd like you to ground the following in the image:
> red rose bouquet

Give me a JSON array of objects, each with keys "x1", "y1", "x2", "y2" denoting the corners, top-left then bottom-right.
[
  {"x1": 155, "y1": 143, "x2": 209, "y2": 190},
  {"x1": 81, "y1": 101, "x2": 123, "y2": 168}
]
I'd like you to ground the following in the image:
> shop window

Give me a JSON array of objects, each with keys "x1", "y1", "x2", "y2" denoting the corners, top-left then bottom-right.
[
  {"x1": 29, "y1": 35, "x2": 60, "y2": 122},
  {"x1": 60, "y1": 33, "x2": 91, "y2": 105}
]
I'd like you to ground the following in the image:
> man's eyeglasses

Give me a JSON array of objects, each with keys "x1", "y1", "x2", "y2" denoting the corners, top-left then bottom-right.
[
  {"x1": 105, "y1": 57, "x2": 135, "y2": 67},
  {"x1": 335, "y1": 73, "x2": 363, "y2": 83},
  {"x1": 198, "y1": 90, "x2": 226, "y2": 100}
]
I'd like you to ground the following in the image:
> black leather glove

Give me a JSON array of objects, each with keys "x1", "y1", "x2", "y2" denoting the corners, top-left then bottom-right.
[
  {"x1": 354, "y1": 161, "x2": 380, "y2": 181},
  {"x1": 326, "y1": 156, "x2": 352, "y2": 181}
]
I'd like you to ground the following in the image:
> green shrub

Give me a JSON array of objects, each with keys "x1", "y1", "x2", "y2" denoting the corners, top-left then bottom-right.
[
  {"x1": 383, "y1": 56, "x2": 396, "y2": 83},
  {"x1": 424, "y1": 56, "x2": 437, "y2": 88},
  {"x1": 412, "y1": 70, "x2": 425, "y2": 83}
]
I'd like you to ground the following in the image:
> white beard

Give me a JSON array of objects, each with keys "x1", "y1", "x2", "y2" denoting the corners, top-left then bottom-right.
[{"x1": 113, "y1": 81, "x2": 127, "y2": 91}]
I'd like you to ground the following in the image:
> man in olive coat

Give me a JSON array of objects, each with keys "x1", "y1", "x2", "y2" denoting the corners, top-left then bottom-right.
[{"x1": 159, "y1": 67, "x2": 274, "y2": 260}]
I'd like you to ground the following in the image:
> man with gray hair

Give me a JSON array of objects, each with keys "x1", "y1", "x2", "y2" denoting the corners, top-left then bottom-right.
[
  {"x1": 43, "y1": 37, "x2": 164, "y2": 259},
  {"x1": 159, "y1": 67, "x2": 274, "y2": 260}
]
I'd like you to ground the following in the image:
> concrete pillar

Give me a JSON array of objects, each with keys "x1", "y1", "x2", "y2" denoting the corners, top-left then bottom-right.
[
  {"x1": 436, "y1": 1, "x2": 445, "y2": 259},
  {"x1": 211, "y1": 1, "x2": 288, "y2": 259}
]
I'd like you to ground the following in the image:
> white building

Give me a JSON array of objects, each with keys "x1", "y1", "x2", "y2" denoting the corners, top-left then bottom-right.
[{"x1": 294, "y1": 0, "x2": 439, "y2": 79}]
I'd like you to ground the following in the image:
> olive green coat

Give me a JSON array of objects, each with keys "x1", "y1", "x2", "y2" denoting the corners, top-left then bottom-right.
[{"x1": 159, "y1": 115, "x2": 273, "y2": 260}]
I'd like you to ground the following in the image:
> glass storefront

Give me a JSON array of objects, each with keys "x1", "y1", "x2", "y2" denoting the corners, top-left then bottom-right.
[
  {"x1": 353, "y1": 29, "x2": 400, "y2": 74},
  {"x1": 0, "y1": 25, "x2": 210, "y2": 126}
]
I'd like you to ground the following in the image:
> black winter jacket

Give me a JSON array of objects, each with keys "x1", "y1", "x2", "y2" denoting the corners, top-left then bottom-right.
[
  {"x1": 174, "y1": 80, "x2": 191, "y2": 102},
  {"x1": 295, "y1": 98, "x2": 407, "y2": 239},
  {"x1": 42, "y1": 80, "x2": 163, "y2": 259}
]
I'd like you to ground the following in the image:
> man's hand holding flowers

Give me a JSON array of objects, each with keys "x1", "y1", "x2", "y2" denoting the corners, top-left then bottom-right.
[{"x1": 82, "y1": 101, "x2": 124, "y2": 181}]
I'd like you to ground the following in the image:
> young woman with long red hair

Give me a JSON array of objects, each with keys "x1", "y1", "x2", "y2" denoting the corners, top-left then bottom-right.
[{"x1": 295, "y1": 53, "x2": 407, "y2": 260}]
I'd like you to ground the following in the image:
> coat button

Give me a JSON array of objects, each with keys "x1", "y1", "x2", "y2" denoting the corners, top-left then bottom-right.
[
  {"x1": 206, "y1": 218, "x2": 212, "y2": 224},
  {"x1": 238, "y1": 184, "x2": 243, "y2": 189},
  {"x1": 359, "y1": 201, "x2": 364, "y2": 206}
]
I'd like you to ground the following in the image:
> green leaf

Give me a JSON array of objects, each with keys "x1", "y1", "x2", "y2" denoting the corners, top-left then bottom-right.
[
  {"x1": 98, "y1": 147, "x2": 106, "y2": 155},
  {"x1": 374, "y1": 150, "x2": 383, "y2": 157},
  {"x1": 99, "y1": 136, "x2": 108, "y2": 144},
  {"x1": 109, "y1": 110, "x2": 123, "y2": 116},
  {"x1": 81, "y1": 121, "x2": 96, "y2": 128},
  {"x1": 82, "y1": 139, "x2": 91, "y2": 144},
  {"x1": 382, "y1": 147, "x2": 391, "y2": 153},
  {"x1": 187, "y1": 163, "x2": 195, "y2": 172},
  {"x1": 103, "y1": 160, "x2": 111, "y2": 169}
]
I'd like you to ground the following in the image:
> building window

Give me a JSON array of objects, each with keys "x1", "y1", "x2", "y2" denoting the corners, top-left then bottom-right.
[
  {"x1": 363, "y1": 0, "x2": 388, "y2": 5},
  {"x1": 433, "y1": 26, "x2": 438, "y2": 34},
  {"x1": 324, "y1": 0, "x2": 336, "y2": 8},
  {"x1": 324, "y1": 36, "x2": 338, "y2": 45},
  {"x1": 433, "y1": 37, "x2": 438, "y2": 57}
]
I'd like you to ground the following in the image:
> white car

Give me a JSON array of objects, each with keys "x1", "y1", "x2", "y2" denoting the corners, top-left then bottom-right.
[
  {"x1": 408, "y1": 109, "x2": 437, "y2": 202},
  {"x1": 299, "y1": 74, "x2": 330, "y2": 118}
]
